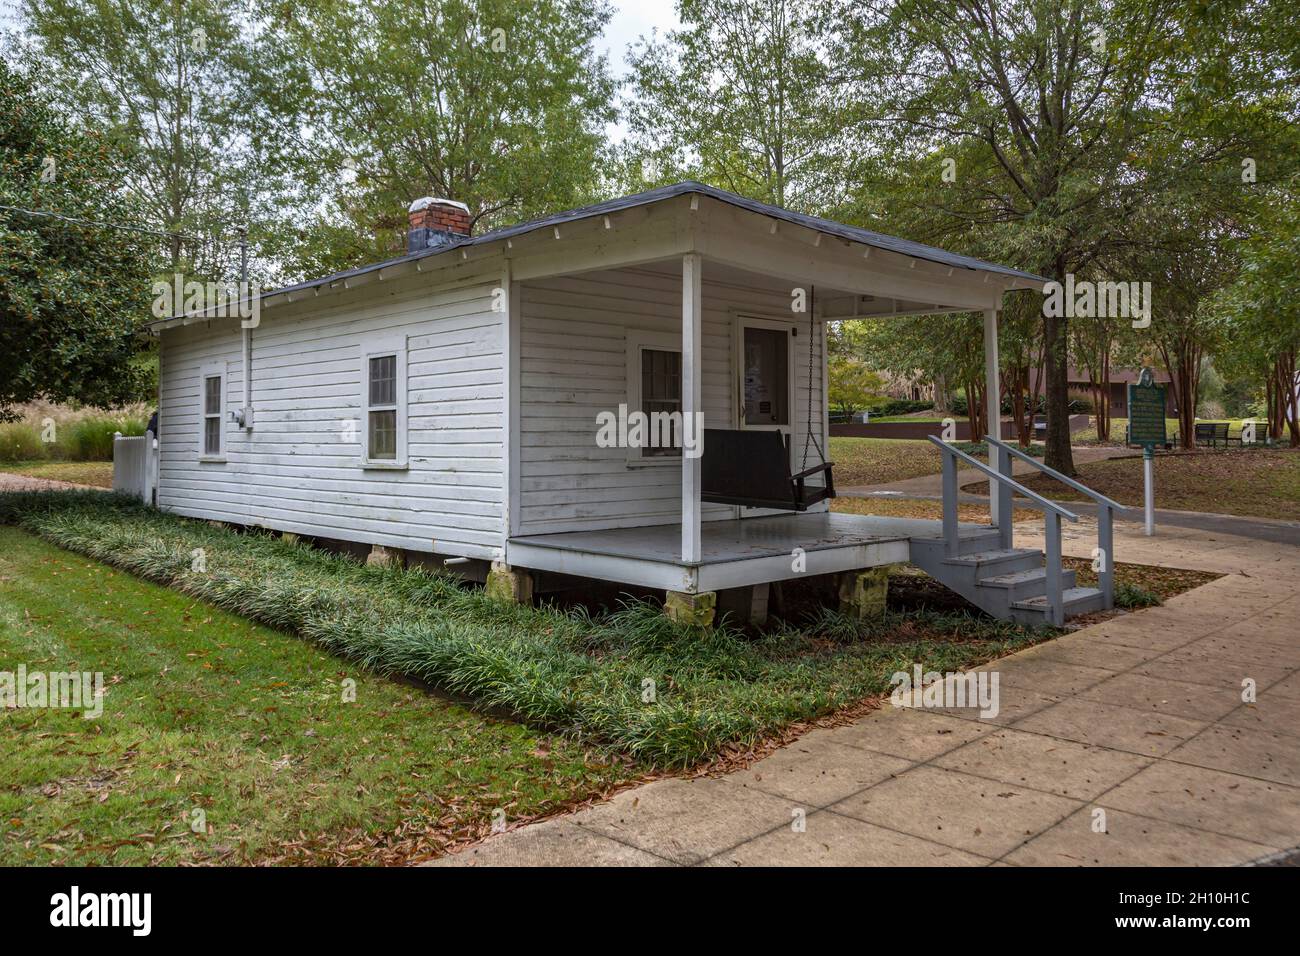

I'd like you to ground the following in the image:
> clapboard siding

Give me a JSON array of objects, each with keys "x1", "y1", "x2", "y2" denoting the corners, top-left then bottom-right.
[
  {"x1": 157, "y1": 266, "x2": 507, "y2": 559},
  {"x1": 517, "y1": 267, "x2": 825, "y2": 534}
]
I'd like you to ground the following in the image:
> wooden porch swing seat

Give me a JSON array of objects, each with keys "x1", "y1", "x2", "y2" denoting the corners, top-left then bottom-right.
[{"x1": 700, "y1": 428, "x2": 835, "y2": 511}]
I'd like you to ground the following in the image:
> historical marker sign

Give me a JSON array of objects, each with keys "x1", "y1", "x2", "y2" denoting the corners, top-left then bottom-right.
[
  {"x1": 1128, "y1": 367, "x2": 1165, "y2": 536},
  {"x1": 1127, "y1": 369, "x2": 1167, "y2": 449}
]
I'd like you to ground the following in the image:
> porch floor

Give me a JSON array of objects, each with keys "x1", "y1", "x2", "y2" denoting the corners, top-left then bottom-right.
[{"x1": 506, "y1": 512, "x2": 996, "y2": 593}]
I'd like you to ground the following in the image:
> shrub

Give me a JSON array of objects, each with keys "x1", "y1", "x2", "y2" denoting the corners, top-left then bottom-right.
[
  {"x1": 866, "y1": 398, "x2": 933, "y2": 417},
  {"x1": 1115, "y1": 582, "x2": 1161, "y2": 609},
  {"x1": 0, "y1": 492, "x2": 1052, "y2": 769},
  {"x1": 0, "y1": 423, "x2": 47, "y2": 462},
  {"x1": 59, "y1": 416, "x2": 146, "y2": 461}
]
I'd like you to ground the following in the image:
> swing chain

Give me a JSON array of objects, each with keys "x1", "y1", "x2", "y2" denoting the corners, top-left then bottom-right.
[{"x1": 801, "y1": 285, "x2": 827, "y2": 471}]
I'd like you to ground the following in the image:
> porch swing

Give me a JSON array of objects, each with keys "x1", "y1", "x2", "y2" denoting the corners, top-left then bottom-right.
[{"x1": 700, "y1": 296, "x2": 836, "y2": 512}]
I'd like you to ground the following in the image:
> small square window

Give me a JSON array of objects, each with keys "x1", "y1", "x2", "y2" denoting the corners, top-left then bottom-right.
[
  {"x1": 368, "y1": 409, "x2": 397, "y2": 460},
  {"x1": 369, "y1": 355, "x2": 396, "y2": 406}
]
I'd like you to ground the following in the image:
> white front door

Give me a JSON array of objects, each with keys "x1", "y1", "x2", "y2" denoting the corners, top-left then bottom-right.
[{"x1": 735, "y1": 316, "x2": 795, "y2": 517}]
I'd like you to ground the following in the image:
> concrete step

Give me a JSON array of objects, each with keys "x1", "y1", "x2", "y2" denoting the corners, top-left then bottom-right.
[
  {"x1": 978, "y1": 567, "x2": 1077, "y2": 602},
  {"x1": 943, "y1": 548, "x2": 1043, "y2": 576},
  {"x1": 1011, "y1": 586, "x2": 1107, "y2": 625}
]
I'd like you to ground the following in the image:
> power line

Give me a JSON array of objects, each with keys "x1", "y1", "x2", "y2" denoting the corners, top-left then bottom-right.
[{"x1": 0, "y1": 202, "x2": 202, "y2": 242}]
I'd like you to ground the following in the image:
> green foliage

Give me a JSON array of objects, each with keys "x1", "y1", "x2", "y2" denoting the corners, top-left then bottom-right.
[
  {"x1": 0, "y1": 59, "x2": 153, "y2": 418},
  {"x1": 622, "y1": 0, "x2": 844, "y2": 210},
  {"x1": 0, "y1": 424, "x2": 45, "y2": 462},
  {"x1": 1114, "y1": 582, "x2": 1162, "y2": 610},
  {"x1": 22, "y1": 0, "x2": 260, "y2": 275},
  {"x1": 0, "y1": 492, "x2": 1054, "y2": 769},
  {"x1": 62, "y1": 415, "x2": 145, "y2": 460},
  {"x1": 256, "y1": 0, "x2": 617, "y2": 273},
  {"x1": 828, "y1": 355, "x2": 886, "y2": 416}
]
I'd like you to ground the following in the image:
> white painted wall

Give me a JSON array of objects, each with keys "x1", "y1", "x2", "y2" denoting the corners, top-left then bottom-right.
[
  {"x1": 157, "y1": 250, "x2": 828, "y2": 553},
  {"x1": 157, "y1": 265, "x2": 506, "y2": 559},
  {"x1": 517, "y1": 265, "x2": 826, "y2": 535}
]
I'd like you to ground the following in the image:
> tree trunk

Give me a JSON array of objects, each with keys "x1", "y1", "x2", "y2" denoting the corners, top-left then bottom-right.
[
  {"x1": 1098, "y1": 350, "x2": 1112, "y2": 442},
  {"x1": 1043, "y1": 310, "x2": 1075, "y2": 474}
]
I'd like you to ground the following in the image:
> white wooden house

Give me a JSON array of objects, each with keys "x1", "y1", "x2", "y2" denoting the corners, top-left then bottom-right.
[{"x1": 146, "y1": 183, "x2": 1120, "y2": 626}]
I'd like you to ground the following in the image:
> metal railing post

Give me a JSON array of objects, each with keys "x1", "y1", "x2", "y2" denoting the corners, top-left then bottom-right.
[
  {"x1": 1098, "y1": 505, "x2": 1114, "y2": 609},
  {"x1": 941, "y1": 450, "x2": 959, "y2": 558},
  {"x1": 995, "y1": 443, "x2": 1013, "y2": 550},
  {"x1": 1044, "y1": 510, "x2": 1064, "y2": 626}
]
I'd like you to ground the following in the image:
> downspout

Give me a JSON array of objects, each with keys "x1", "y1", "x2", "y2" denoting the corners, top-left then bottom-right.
[{"x1": 239, "y1": 227, "x2": 254, "y2": 430}]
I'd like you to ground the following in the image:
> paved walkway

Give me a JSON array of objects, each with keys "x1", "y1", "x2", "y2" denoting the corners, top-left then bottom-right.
[
  {"x1": 432, "y1": 517, "x2": 1300, "y2": 866},
  {"x1": 0, "y1": 472, "x2": 102, "y2": 493}
]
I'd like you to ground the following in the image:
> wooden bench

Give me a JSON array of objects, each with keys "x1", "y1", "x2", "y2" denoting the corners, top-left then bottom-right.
[
  {"x1": 1195, "y1": 422, "x2": 1229, "y2": 448},
  {"x1": 701, "y1": 428, "x2": 835, "y2": 511},
  {"x1": 1229, "y1": 422, "x2": 1271, "y2": 446}
]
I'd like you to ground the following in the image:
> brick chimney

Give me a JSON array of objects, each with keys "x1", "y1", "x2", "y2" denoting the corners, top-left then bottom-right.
[{"x1": 408, "y1": 197, "x2": 472, "y2": 253}]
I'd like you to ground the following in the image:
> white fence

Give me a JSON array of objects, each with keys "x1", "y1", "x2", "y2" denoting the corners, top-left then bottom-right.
[{"x1": 112, "y1": 430, "x2": 159, "y2": 505}]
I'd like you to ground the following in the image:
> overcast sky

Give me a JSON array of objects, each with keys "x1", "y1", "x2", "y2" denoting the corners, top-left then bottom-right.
[{"x1": 602, "y1": 0, "x2": 680, "y2": 76}]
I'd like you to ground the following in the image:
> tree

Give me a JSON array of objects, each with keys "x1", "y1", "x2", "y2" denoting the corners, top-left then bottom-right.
[
  {"x1": 828, "y1": 353, "x2": 885, "y2": 417},
  {"x1": 0, "y1": 59, "x2": 152, "y2": 417},
  {"x1": 256, "y1": 0, "x2": 616, "y2": 272},
  {"x1": 1213, "y1": 176, "x2": 1300, "y2": 446},
  {"x1": 22, "y1": 0, "x2": 263, "y2": 279},
  {"x1": 623, "y1": 0, "x2": 844, "y2": 211},
  {"x1": 830, "y1": 0, "x2": 1295, "y2": 474},
  {"x1": 856, "y1": 312, "x2": 990, "y2": 439}
]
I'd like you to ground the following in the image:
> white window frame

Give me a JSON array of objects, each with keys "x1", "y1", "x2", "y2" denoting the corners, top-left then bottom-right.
[
  {"x1": 361, "y1": 337, "x2": 408, "y2": 469},
  {"x1": 198, "y1": 361, "x2": 227, "y2": 462},
  {"x1": 625, "y1": 329, "x2": 683, "y2": 466}
]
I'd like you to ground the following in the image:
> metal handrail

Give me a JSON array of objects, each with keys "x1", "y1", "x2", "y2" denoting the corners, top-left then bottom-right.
[
  {"x1": 926, "y1": 437, "x2": 1079, "y2": 521},
  {"x1": 928, "y1": 436, "x2": 1077, "y2": 626},
  {"x1": 984, "y1": 436, "x2": 1124, "y2": 511},
  {"x1": 983, "y1": 434, "x2": 1117, "y2": 615}
]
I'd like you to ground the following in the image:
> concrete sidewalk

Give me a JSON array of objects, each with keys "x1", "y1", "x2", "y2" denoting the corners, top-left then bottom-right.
[{"x1": 431, "y1": 520, "x2": 1300, "y2": 867}]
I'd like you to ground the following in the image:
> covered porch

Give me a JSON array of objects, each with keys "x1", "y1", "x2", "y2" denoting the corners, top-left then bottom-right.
[
  {"x1": 506, "y1": 510, "x2": 999, "y2": 594},
  {"x1": 496, "y1": 184, "x2": 1055, "y2": 619}
]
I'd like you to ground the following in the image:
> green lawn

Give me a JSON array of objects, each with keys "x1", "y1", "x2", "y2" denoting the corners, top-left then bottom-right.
[
  {"x1": 0, "y1": 525, "x2": 626, "y2": 866},
  {"x1": 1, "y1": 491, "x2": 1070, "y2": 769},
  {"x1": 1012, "y1": 448, "x2": 1300, "y2": 521},
  {"x1": 0, "y1": 460, "x2": 114, "y2": 488},
  {"x1": 828, "y1": 436, "x2": 944, "y2": 486},
  {"x1": 1073, "y1": 417, "x2": 1270, "y2": 445}
]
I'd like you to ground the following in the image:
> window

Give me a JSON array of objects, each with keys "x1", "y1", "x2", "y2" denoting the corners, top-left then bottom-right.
[
  {"x1": 199, "y1": 362, "x2": 226, "y2": 460},
  {"x1": 741, "y1": 325, "x2": 789, "y2": 426},
  {"x1": 640, "y1": 348, "x2": 681, "y2": 457},
  {"x1": 362, "y1": 342, "x2": 407, "y2": 467},
  {"x1": 626, "y1": 330, "x2": 683, "y2": 462}
]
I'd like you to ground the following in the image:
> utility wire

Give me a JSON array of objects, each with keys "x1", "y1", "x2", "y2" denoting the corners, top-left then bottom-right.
[{"x1": 0, "y1": 202, "x2": 203, "y2": 242}]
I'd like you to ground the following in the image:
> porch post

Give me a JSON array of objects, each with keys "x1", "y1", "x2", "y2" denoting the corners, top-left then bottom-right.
[
  {"x1": 681, "y1": 253, "x2": 703, "y2": 563},
  {"x1": 983, "y1": 308, "x2": 1001, "y2": 524}
]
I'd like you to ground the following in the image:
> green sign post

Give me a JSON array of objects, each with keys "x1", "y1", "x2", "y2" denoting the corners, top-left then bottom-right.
[{"x1": 1128, "y1": 368, "x2": 1166, "y2": 536}]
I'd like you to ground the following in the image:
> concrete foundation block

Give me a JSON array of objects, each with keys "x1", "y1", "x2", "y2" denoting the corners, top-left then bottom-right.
[
  {"x1": 485, "y1": 561, "x2": 534, "y2": 605},
  {"x1": 664, "y1": 589, "x2": 716, "y2": 627},
  {"x1": 839, "y1": 565, "x2": 894, "y2": 620},
  {"x1": 366, "y1": 544, "x2": 405, "y2": 569}
]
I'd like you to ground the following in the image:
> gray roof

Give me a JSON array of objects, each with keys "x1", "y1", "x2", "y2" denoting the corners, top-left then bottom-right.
[{"x1": 155, "y1": 181, "x2": 1046, "y2": 325}]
